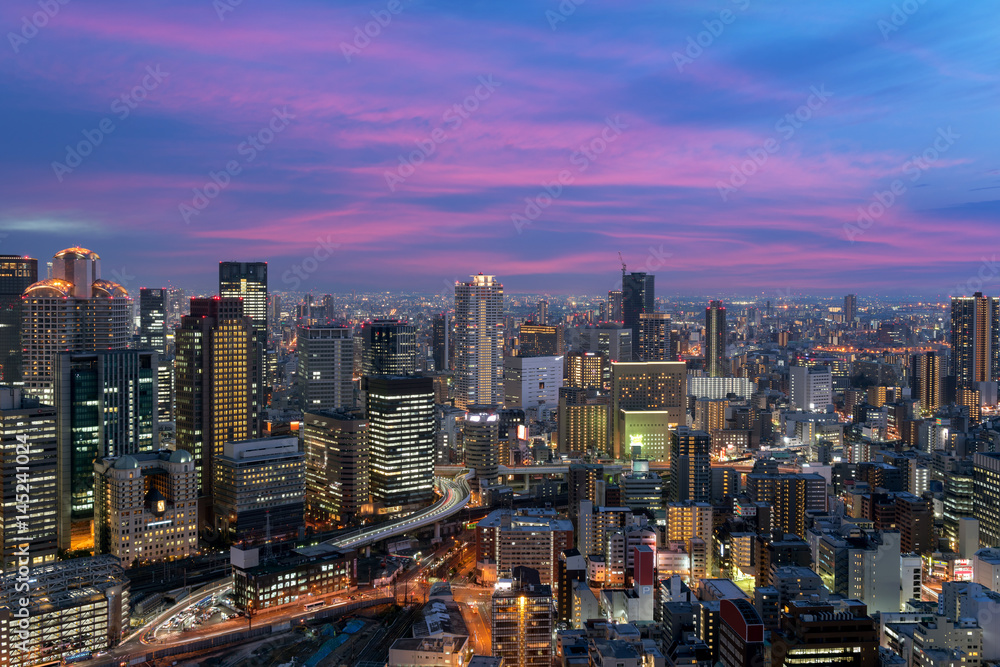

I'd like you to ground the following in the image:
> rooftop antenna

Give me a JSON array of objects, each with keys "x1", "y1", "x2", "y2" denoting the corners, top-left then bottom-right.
[{"x1": 618, "y1": 251, "x2": 626, "y2": 288}]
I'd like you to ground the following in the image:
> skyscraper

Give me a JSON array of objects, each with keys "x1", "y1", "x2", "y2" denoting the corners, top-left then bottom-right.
[
  {"x1": 303, "y1": 409, "x2": 369, "y2": 527},
  {"x1": 518, "y1": 323, "x2": 563, "y2": 357},
  {"x1": 705, "y1": 300, "x2": 726, "y2": 377},
  {"x1": 361, "y1": 319, "x2": 417, "y2": 376},
  {"x1": 638, "y1": 311, "x2": 672, "y2": 361},
  {"x1": 297, "y1": 325, "x2": 354, "y2": 411},
  {"x1": 0, "y1": 255, "x2": 37, "y2": 383},
  {"x1": 611, "y1": 361, "x2": 686, "y2": 459},
  {"x1": 54, "y1": 349, "x2": 158, "y2": 550},
  {"x1": 0, "y1": 387, "x2": 57, "y2": 573},
  {"x1": 951, "y1": 292, "x2": 999, "y2": 386},
  {"x1": 669, "y1": 427, "x2": 711, "y2": 503},
  {"x1": 622, "y1": 272, "x2": 654, "y2": 359},
  {"x1": 463, "y1": 404, "x2": 500, "y2": 493},
  {"x1": 564, "y1": 351, "x2": 606, "y2": 391},
  {"x1": 536, "y1": 299, "x2": 549, "y2": 325},
  {"x1": 557, "y1": 388, "x2": 610, "y2": 456},
  {"x1": 914, "y1": 351, "x2": 941, "y2": 416},
  {"x1": 431, "y1": 312, "x2": 451, "y2": 372},
  {"x1": 219, "y1": 262, "x2": 267, "y2": 434},
  {"x1": 491, "y1": 573, "x2": 554, "y2": 667},
  {"x1": 364, "y1": 375, "x2": 435, "y2": 514},
  {"x1": 21, "y1": 247, "x2": 131, "y2": 405},
  {"x1": 175, "y1": 297, "x2": 256, "y2": 500},
  {"x1": 843, "y1": 294, "x2": 857, "y2": 323},
  {"x1": 454, "y1": 274, "x2": 504, "y2": 409},
  {"x1": 607, "y1": 289, "x2": 623, "y2": 322},
  {"x1": 139, "y1": 287, "x2": 167, "y2": 354}
]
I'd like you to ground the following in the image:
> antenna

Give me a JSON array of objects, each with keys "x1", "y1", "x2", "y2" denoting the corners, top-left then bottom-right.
[{"x1": 618, "y1": 251, "x2": 626, "y2": 290}]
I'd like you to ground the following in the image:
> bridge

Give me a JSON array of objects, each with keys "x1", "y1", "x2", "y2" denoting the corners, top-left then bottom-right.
[{"x1": 325, "y1": 469, "x2": 473, "y2": 550}]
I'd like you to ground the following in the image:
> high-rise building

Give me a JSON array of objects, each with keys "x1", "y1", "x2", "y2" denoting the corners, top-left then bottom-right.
[
  {"x1": 431, "y1": 312, "x2": 451, "y2": 372},
  {"x1": 745, "y1": 473, "x2": 828, "y2": 539},
  {"x1": 213, "y1": 436, "x2": 305, "y2": 544},
  {"x1": 491, "y1": 573, "x2": 554, "y2": 667},
  {"x1": 844, "y1": 294, "x2": 857, "y2": 323},
  {"x1": 705, "y1": 300, "x2": 726, "y2": 377},
  {"x1": 951, "y1": 292, "x2": 999, "y2": 386},
  {"x1": 361, "y1": 319, "x2": 417, "y2": 376},
  {"x1": 364, "y1": 375, "x2": 435, "y2": 514},
  {"x1": 564, "y1": 350, "x2": 606, "y2": 391},
  {"x1": 914, "y1": 351, "x2": 941, "y2": 416},
  {"x1": 219, "y1": 262, "x2": 267, "y2": 433},
  {"x1": 0, "y1": 255, "x2": 37, "y2": 383},
  {"x1": 139, "y1": 287, "x2": 167, "y2": 354},
  {"x1": 669, "y1": 427, "x2": 711, "y2": 503},
  {"x1": 297, "y1": 326, "x2": 354, "y2": 411},
  {"x1": 54, "y1": 349, "x2": 158, "y2": 550},
  {"x1": 303, "y1": 409, "x2": 369, "y2": 527},
  {"x1": 622, "y1": 272, "x2": 654, "y2": 359},
  {"x1": 504, "y1": 355, "x2": 563, "y2": 411},
  {"x1": 974, "y1": 452, "x2": 1000, "y2": 547},
  {"x1": 21, "y1": 247, "x2": 131, "y2": 404},
  {"x1": 175, "y1": 297, "x2": 256, "y2": 499},
  {"x1": 579, "y1": 324, "x2": 632, "y2": 363},
  {"x1": 454, "y1": 274, "x2": 504, "y2": 409},
  {"x1": 464, "y1": 405, "x2": 500, "y2": 492},
  {"x1": 638, "y1": 312, "x2": 672, "y2": 361},
  {"x1": 0, "y1": 387, "x2": 57, "y2": 573},
  {"x1": 93, "y1": 449, "x2": 197, "y2": 567},
  {"x1": 557, "y1": 387, "x2": 610, "y2": 456},
  {"x1": 608, "y1": 289, "x2": 623, "y2": 322},
  {"x1": 477, "y1": 510, "x2": 574, "y2": 586},
  {"x1": 789, "y1": 365, "x2": 833, "y2": 411},
  {"x1": 611, "y1": 361, "x2": 686, "y2": 459},
  {"x1": 518, "y1": 323, "x2": 562, "y2": 359},
  {"x1": 536, "y1": 299, "x2": 549, "y2": 325}
]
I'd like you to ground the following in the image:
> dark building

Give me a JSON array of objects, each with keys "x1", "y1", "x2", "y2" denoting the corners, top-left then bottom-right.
[
  {"x1": 669, "y1": 427, "x2": 711, "y2": 503},
  {"x1": 231, "y1": 544, "x2": 356, "y2": 613},
  {"x1": 431, "y1": 312, "x2": 451, "y2": 372},
  {"x1": 622, "y1": 272, "x2": 654, "y2": 360},
  {"x1": 771, "y1": 599, "x2": 878, "y2": 667},
  {"x1": 519, "y1": 323, "x2": 563, "y2": 357},
  {"x1": 719, "y1": 598, "x2": 765, "y2": 667},
  {"x1": 361, "y1": 319, "x2": 417, "y2": 376},
  {"x1": 706, "y1": 300, "x2": 726, "y2": 378},
  {"x1": 638, "y1": 312, "x2": 672, "y2": 361},
  {"x1": 843, "y1": 294, "x2": 856, "y2": 323},
  {"x1": 756, "y1": 533, "x2": 812, "y2": 587},
  {"x1": 556, "y1": 548, "x2": 587, "y2": 622},
  {"x1": 139, "y1": 287, "x2": 167, "y2": 354},
  {"x1": 0, "y1": 255, "x2": 37, "y2": 383},
  {"x1": 951, "y1": 292, "x2": 999, "y2": 386}
]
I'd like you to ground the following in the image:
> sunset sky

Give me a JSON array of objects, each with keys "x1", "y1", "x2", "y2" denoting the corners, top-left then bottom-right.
[{"x1": 1, "y1": 0, "x2": 998, "y2": 295}]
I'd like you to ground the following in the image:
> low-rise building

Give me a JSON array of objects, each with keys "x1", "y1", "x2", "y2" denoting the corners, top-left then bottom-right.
[{"x1": 231, "y1": 543, "x2": 355, "y2": 613}]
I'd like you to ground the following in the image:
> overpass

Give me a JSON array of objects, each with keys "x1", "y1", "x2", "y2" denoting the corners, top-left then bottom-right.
[{"x1": 326, "y1": 469, "x2": 473, "y2": 550}]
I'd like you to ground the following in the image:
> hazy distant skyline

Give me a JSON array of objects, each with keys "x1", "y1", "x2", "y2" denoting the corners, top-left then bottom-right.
[{"x1": 2, "y1": 0, "x2": 999, "y2": 295}]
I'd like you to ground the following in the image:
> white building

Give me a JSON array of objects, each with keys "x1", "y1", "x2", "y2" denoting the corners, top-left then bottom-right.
[
  {"x1": 503, "y1": 355, "x2": 563, "y2": 411},
  {"x1": 974, "y1": 548, "x2": 1000, "y2": 593},
  {"x1": 297, "y1": 326, "x2": 354, "y2": 411},
  {"x1": 789, "y1": 365, "x2": 833, "y2": 411},
  {"x1": 687, "y1": 376, "x2": 755, "y2": 401},
  {"x1": 93, "y1": 450, "x2": 198, "y2": 567}
]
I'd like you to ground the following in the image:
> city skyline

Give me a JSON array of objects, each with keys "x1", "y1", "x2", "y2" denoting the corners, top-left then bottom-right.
[{"x1": 1, "y1": 1, "x2": 998, "y2": 294}]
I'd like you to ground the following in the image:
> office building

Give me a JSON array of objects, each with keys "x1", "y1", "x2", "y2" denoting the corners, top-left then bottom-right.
[
  {"x1": 844, "y1": 294, "x2": 857, "y2": 323},
  {"x1": 138, "y1": 287, "x2": 167, "y2": 354},
  {"x1": 0, "y1": 556, "x2": 129, "y2": 667},
  {"x1": 621, "y1": 272, "x2": 654, "y2": 359},
  {"x1": 491, "y1": 574, "x2": 554, "y2": 667},
  {"x1": 0, "y1": 387, "x2": 57, "y2": 572},
  {"x1": 464, "y1": 405, "x2": 500, "y2": 492},
  {"x1": 454, "y1": 274, "x2": 504, "y2": 409},
  {"x1": 21, "y1": 247, "x2": 131, "y2": 404},
  {"x1": 297, "y1": 325, "x2": 354, "y2": 411},
  {"x1": 476, "y1": 509, "x2": 574, "y2": 585},
  {"x1": 303, "y1": 409, "x2": 369, "y2": 527},
  {"x1": 219, "y1": 261, "x2": 267, "y2": 427},
  {"x1": 638, "y1": 312, "x2": 672, "y2": 361},
  {"x1": 565, "y1": 350, "x2": 606, "y2": 391},
  {"x1": 557, "y1": 388, "x2": 610, "y2": 456},
  {"x1": 611, "y1": 361, "x2": 685, "y2": 459},
  {"x1": 175, "y1": 297, "x2": 256, "y2": 499},
  {"x1": 431, "y1": 312, "x2": 451, "y2": 373},
  {"x1": 365, "y1": 375, "x2": 436, "y2": 514},
  {"x1": 669, "y1": 427, "x2": 711, "y2": 503},
  {"x1": 231, "y1": 544, "x2": 355, "y2": 613},
  {"x1": 789, "y1": 365, "x2": 833, "y2": 411},
  {"x1": 214, "y1": 436, "x2": 305, "y2": 544},
  {"x1": 93, "y1": 449, "x2": 198, "y2": 566},
  {"x1": 504, "y1": 355, "x2": 563, "y2": 411},
  {"x1": 620, "y1": 460, "x2": 662, "y2": 512},
  {"x1": 535, "y1": 299, "x2": 549, "y2": 325},
  {"x1": 519, "y1": 323, "x2": 563, "y2": 357},
  {"x1": 687, "y1": 376, "x2": 755, "y2": 400},
  {"x1": 815, "y1": 530, "x2": 901, "y2": 614},
  {"x1": 579, "y1": 325, "x2": 632, "y2": 363},
  {"x1": 771, "y1": 599, "x2": 878, "y2": 667},
  {"x1": 362, "y1": 319, "x2": 418, "y2": 376},
  {"x1": 54, "y1": 349, "x2": 158, "y2": 550},
  {"x1": 974, "y1": 453, "x2": 1000, "y2": 547},
  {"x1": 705, "y1": 300, "x2": 726, "y2": 377},
  {"x1": 0, "y1": 255, "x2": 37, "y2": 383},
  {"x1": 952, "y1": 292, "x2": 999, "y2": 386},
  {"x1": 619, "y1": 410, "x2": 673, "y2": 462},
  {"x1": 608, "y1": 289, "x2": 623, "y2": 322}
]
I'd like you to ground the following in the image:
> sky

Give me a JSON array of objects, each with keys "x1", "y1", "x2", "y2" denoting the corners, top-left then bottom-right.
[{"x1": 0, "y1": 0, "x2": 998, "y2": 297}]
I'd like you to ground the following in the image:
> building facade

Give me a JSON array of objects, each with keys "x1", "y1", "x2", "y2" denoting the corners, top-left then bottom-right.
[
  {"x1": 303, "y1": 409, "x2": 369, "y2": 527},
  {"x1": 454, "y1": 274, "x2": 504, "y2": 409}
]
